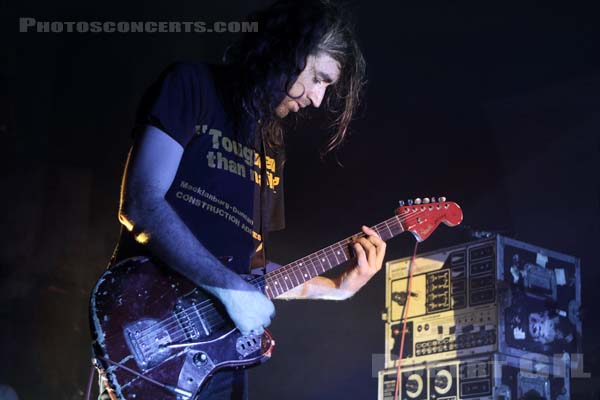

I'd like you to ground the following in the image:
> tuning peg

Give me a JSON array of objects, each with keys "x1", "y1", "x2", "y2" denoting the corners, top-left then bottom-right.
[
  {"x1": 439, "y1": 196, "x2": 446, "y2": 202},
  {"x1": 414, "y1": 198, "x2": 422, "y2": 205},
  {"x1": 398, "y1": 200, "x2": 405, "y2": 207},
  {"x1": 407, "y1": 199, "x2": 414, "y2": 206},
  {"x1": 423, "y1": 198, "x2": 430, "y2": 204},
  {"x1": 431, "y1": 197, "x2": 437, "y2": 203}
]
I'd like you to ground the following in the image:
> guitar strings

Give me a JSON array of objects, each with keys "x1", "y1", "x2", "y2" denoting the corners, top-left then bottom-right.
[
  {"x1": 128, "y1": 207, "x2": 441, "y2": 344},
  {"x1": 131, "y1": 207, "x2": 439, "y2": 344},
  {"x1": 127, "y1": 207, "x2": 438, "y2": 344},
  {"x1": 127, "y1": 203, "x2": 448, "y2": 339}
]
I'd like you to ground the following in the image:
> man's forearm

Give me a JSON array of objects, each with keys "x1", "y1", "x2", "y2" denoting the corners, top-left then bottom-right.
[
  {"x1": 120, "y1": 193, "x2": 247, "y2": 293},
  {"x1": 275, "y1": 275, "x2": 354, "y2": 300}
]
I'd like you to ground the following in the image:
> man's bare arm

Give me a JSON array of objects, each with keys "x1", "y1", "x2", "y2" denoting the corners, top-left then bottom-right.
[
  {"x1": 276, "y1": 275, "x2": 353, "y2": 300},
  {"x1": 274, "y1": 226, "x2": 387, "y2": 300},
  {"x1": 118, "y1": 125, "x2": 274, "y2": 334}
]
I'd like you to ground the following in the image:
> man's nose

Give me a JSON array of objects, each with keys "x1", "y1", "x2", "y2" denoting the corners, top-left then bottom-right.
[{"x1": 308, "y1": 87, "x2": 326, "y2": 108}]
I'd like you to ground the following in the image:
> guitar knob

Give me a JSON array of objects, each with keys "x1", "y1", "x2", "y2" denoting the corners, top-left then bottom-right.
[
  {"x1": 398, "y1": 200, "x2": 405, "y2": 207},
  {"x1": 439, "y1": 196, "x2": 446, "y2": 202},
  {"x1": 193, "y1": 352, "x2": 209, "y2": 366},
  {"x1": 423, "y1": 198, "x2": 430, "y2": 204},
  {"x1": 414, "y1": 198, "x2": 422, "y2": 205}
]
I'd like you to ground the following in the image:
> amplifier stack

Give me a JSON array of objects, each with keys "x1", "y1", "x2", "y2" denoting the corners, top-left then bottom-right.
[
  {"x1": 379, "y1": 235, "x2": 581, "y2": 399},
  {"x1": 378, "y1": 353, "x2": 571, "y2": 400}
]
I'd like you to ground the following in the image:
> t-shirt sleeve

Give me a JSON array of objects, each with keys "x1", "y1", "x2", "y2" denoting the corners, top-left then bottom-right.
[{"x1": 133, "y1": 62, "x2": 205, "y2": 147}]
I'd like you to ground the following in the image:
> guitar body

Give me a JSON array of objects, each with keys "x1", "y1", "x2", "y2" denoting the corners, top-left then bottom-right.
[{"x1": 90, "y1": 256, "x2": 274, "y2": 400}]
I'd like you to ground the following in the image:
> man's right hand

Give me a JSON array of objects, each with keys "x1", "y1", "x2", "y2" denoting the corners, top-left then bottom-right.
[{"x1": 214, "y1": 282, "x2": 275, "y2": 336}]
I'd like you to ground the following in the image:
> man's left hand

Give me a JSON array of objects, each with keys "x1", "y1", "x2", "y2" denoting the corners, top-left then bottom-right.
[{"x1": 338, "y1": 225, "x2": 387, "y2": 295}]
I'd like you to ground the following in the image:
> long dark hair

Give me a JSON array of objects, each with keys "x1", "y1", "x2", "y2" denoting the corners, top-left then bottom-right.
[{"x1": 224, "y1": 0, "x2": 366, "y2": 157}]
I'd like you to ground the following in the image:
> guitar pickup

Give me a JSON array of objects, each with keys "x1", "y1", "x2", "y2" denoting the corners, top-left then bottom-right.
[{"x1": 174, "y1": 304, "x2": 202, "y2": 340}]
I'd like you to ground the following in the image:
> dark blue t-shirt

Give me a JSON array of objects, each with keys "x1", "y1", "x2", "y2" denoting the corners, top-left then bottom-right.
[{"x1": 125, "y1": 62, "x2": 285, "y2": 274}]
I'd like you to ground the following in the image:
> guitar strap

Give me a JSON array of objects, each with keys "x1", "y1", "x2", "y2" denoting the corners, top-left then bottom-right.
[{"x1": 253, "y1": 121, "x2": 268, "y2": 276}]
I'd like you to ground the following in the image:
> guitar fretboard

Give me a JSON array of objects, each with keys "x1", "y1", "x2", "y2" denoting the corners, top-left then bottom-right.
[{"x1": 253, "y1": 215, "x2": 405, "y2": 299}]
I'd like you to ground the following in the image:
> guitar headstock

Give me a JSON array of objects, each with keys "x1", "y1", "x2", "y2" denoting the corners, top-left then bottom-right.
[{"x1": 395, "y1": 197, "x2": 463, "y2": 242}]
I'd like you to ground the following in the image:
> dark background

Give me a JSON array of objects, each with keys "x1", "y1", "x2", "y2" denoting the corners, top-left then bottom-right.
[{"x1": 2, "y1": 1, "x2": 599, "y2": 399}]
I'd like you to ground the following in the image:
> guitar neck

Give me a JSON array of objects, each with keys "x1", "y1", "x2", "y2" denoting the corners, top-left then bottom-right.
[{"x1": 253, "y1": 215, "x2": 405, "y2": 299}]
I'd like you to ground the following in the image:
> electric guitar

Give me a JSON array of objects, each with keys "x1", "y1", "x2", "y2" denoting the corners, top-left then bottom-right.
[{"x1": 89, "y1": 198, "x2": 462, "y2": 399}]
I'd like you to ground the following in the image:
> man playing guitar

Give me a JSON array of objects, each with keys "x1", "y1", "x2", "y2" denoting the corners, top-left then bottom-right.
[{"x1": 97, "y1": 1, "x2": 386, "y2": 398}]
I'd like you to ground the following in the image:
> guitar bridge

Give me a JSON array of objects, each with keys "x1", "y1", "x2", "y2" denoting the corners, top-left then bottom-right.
[{"x1": 124, "y1": 319, "x2": 173, "y2": 370}]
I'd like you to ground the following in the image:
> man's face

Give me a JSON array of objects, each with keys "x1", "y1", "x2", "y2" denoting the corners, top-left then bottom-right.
[{"x1": 274, "y1": 52, "x2": 341, "y2": 118}]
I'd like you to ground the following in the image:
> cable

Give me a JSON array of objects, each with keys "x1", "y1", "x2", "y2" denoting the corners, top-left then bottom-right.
[
  {"x1": 95, "y1": 356, "x2": 193, "y2": 399},
  {"x1": 394, "y1": 241, "x2": 419, "y2": 400},
  {"x1": 85, "y1": 364, "x2": 96, "y2": 400}
]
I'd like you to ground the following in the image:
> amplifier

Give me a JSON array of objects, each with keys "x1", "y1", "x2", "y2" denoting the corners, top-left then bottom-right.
[
  {"x1": 377, "y1": 352, "x2": 571, "y2": 400},
  {"x1": 383, "y1": 236, "x2": 581, "y2": 369}
]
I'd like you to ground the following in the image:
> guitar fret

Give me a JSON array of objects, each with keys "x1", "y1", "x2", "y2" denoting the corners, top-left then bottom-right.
[
  {"x1": 324, "y1": 248, "x2": 338, "y2": 266},
  {"x1": 271, "y1": 276, "x2": 282, "y2": 297},
  {"x1": 281, "y1": 273, "x2": 291, "y2": 291},
  {"x1": 320, "y1": 253, "x2": 329, "y2": 271},
  {"x1": 265, "y1": 284, "x2": 275, "y2": 299},
  {"x1": 339, "y1": 242, "x2": 351, "y2": 261},
  {"x1": 318, "y1": 250, "x2": 332, "y2": 269},
  {"x1": 293, "y1": 265, "x2": 303, "y2": 283},
  {"x1": 331, "y1": 246, "x2": 341, "y2": 264},
  {"x1": 313, "y1": 256, "x2": 325, "y2": 273},
  {"x1": 303, "y1": 259, "x2": 317, "y2": 277},
  {"x1": 302, "y1": 267, "x2": 312, "y2": 281},
  {"x1": 372, "y1": 226, "x2": 382, "y2": 239},
  {"x1": 392, "y1": 216, "x2": 405, "y2": 235},
  {"x1": 255, "y1": 278, "x2": 266, "y2": 294},
  {"x1": 279, "y1": 276, "x2": 287, "y2": 293},
  {"x1": 290, "y1": 264, "x2": 302, "y2": 286},
  {"x1": 383, "y1": 221, "x2": 394, "y2": 239},
  {"x1": 295, "y1": 262, "x2": 306, "y2": 284},
  {"x1": 303, "y1": 258, "x2": 314, "y2": 275},
  {"x1": 315, "y1": 252, "x2": 324, "y2": 268},
  {"x1": 302, "y1": 260, "x2": 319, "y2": 282},
  {"x1": 335, "y1": 244, "x2": 348, "y2": 262},
  {"x1": 302, "y1": 264, "x2": 311, "y2": 282}
]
